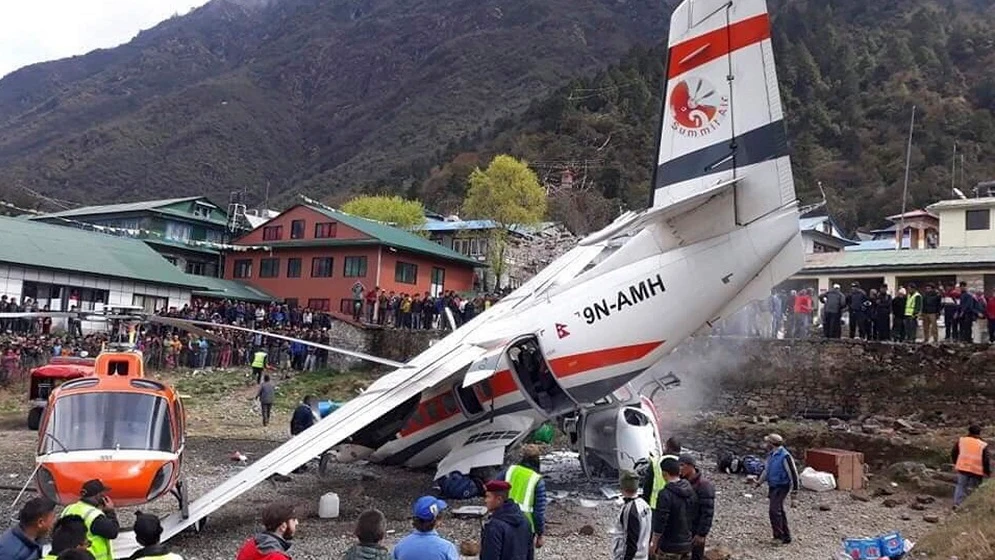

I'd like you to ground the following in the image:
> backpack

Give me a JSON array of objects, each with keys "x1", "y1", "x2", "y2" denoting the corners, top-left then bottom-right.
[
  {"x1": 436, "y1": 471, "x2": 483, "y2": 499},
  {"x1": 742, "y1": 455, "x2": 765, "y2": 476},
  {"x1": 716, "y1": 452, "x2": 744, "y2": 474}
]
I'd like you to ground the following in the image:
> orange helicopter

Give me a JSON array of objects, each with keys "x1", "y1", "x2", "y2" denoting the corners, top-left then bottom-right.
[
  {"x1": 0, "y1": 304, "x2": 226, "y2": 524},
  {"x1": 28, "y1": 307, "x2": 198, "y2": 519}
]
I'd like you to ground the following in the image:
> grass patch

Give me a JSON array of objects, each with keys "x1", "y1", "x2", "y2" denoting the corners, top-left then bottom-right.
[
  {"x1": 271, "y1": 369, "x2": 379, "y2": 410},
  {"x1": 917, "y1": 479, "x2": 995, "y2": 560}
]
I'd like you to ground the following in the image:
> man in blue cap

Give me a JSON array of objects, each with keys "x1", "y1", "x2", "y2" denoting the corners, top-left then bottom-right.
[{"x1": 393, "y1": 496, "x2": 459, "y2": 560}]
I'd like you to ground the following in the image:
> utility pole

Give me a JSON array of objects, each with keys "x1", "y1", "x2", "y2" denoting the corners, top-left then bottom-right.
[{"x1": 897, "y1": 105, "x2": 916, "y2": 251}]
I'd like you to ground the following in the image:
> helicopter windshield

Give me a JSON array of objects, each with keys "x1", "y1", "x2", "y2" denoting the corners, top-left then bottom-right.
[{"x1": 43, "y1": 392, "x2": 173, "y2": 453}]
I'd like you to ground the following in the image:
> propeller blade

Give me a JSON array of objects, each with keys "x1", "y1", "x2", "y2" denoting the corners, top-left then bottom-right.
[{"x1": 176, "y1": 319, "x2": 405, "y2": 368}]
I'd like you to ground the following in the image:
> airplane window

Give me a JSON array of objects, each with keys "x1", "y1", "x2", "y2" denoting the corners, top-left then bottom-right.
[
  {"x1": 425, "y1": 401, "x2": 442, "y2": 421},
  {"x1": 441, "y1": 394, "x2": 459, "y2": 414},
  {"x1": 44, "y1": 393, "x2": 173, "y2": 453},
  {"x1": 476, "y1": 379, "x2": 494, "y2": 400},
  {"x1": 455, "y1": 383, "x2": 484, "y2": 416}
]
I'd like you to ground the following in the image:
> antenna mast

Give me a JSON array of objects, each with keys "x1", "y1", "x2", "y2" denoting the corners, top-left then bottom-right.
[{"x1": 897, "y1": 105, "x2": 916, "y2": 251}]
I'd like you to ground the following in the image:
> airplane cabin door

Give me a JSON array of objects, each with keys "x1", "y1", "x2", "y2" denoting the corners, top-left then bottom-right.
[{"x1": 507, "y1": 335, "x2": 578, "y2": 417}]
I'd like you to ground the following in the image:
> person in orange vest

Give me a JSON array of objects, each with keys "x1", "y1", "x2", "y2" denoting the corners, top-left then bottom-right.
[{"x1": 951, "y1": 424, "x2": 991, "y2": 508}]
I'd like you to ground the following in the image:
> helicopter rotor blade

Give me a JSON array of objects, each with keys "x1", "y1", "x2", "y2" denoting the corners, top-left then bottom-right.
[
  {"x1": 0, "y1": 311, "x2": 81, "y2": 319},
  {"x1": 173, "y1": 319, "x2": 406, "y2": 369},
  {"x1": 146, "y1": 316, "x2": 227, "y2": 343}
]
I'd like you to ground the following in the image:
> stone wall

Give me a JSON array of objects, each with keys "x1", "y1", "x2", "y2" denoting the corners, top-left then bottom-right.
[{"x1": 666, "y1": 337, "x2": 995, "y2": 426}]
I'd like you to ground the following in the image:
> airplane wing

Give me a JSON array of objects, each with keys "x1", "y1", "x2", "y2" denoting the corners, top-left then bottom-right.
[{"x1": 108, "y1": 340, "x2": 492, "y2": 557}]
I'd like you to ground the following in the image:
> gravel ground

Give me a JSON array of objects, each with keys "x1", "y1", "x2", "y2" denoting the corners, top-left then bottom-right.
[{"x1": 0, "y1": 414, "x2": 948, "y2": 560}]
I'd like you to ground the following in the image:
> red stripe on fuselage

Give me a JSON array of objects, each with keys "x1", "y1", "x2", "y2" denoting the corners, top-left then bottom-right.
[
  {"x1": 397, "y1": 341, "x2": 664, "y2": 437},
  {"x1": 668, "y1": 13, "x2": 770, "y2": 79}
]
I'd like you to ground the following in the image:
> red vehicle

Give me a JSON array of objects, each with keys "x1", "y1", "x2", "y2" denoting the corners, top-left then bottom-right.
[{"x1": 27, "y1": 356, "x2": 95, "y2": 430}]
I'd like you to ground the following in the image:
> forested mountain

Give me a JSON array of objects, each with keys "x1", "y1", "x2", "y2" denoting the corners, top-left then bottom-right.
[
  {"x1": 422, "y1": 0, "x2": 995, "y2": 233},
  {"x1": 0, "y1": 0, "x2": 668, "y2": 208},
  {"x1": 2, "y1": 0, "x2": 994, "y2": 235}
]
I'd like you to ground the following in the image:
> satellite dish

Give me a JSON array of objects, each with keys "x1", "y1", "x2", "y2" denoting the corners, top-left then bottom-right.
[{"x1": 953, "y1": 188, "x2": 967, "y2": 200}]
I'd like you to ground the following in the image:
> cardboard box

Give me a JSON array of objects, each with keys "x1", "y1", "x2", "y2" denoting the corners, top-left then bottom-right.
[{"x1": 804, "y1": 448, "x2": 865, "y2": 490}]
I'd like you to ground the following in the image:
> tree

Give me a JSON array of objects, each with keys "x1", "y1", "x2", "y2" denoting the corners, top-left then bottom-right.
[
  {"x1": 462, "y1": 155, "x2": 547, "y2": 289},
  {"x1": 341, "y1": 195, "x2": 427, "y2": 230}
]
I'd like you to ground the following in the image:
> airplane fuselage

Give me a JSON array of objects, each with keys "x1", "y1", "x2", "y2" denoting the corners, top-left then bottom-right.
[{"x1": 338, "y1": 204, "x2": 800, "y2": 473}]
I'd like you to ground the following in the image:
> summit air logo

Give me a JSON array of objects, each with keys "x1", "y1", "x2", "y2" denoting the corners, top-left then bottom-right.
[{"x1": 669, "y1": 77, "x2": 729, "y2": 138}]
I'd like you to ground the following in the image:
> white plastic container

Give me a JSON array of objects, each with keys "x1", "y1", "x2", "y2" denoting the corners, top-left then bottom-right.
[{"x1": 318, "y1": 492, "x2": 340, "y2": 518}]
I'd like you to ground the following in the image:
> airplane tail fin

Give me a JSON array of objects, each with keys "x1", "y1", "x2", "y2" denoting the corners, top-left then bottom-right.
[{"x1": 652, "y1": 0, "x2": 795, "y2": 224}]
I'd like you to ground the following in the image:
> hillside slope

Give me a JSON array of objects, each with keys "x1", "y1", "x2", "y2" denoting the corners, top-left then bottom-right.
[
  {"x1": 0, "y1": 0, "x2": 669, "y2": 206},
  {"x1": 425, "y1": 0, "x2": 995, "y2": 232}
]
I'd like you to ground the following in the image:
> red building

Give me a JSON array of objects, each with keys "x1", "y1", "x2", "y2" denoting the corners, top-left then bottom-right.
[{"x1": 223, "y1": 204, "x2": 481, "y2": 313}]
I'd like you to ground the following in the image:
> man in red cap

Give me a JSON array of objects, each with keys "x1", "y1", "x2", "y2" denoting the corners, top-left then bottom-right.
[{"x1": 481, "y1": 480, "x2": 533, "y2": 560}]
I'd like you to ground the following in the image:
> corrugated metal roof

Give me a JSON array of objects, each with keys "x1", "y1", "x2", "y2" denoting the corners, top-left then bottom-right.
[
  {"x1": 418, "y1": 219, "x2": 498, "y2": 232},
  {"x1": 0, "y1": 216, "x2": 201, "y2": 287},
  {"x1": 802, "y1": 246, "x2": 995, "y2": 272},
  {"x1": 307, "y1": 206, "x2": 482, "y2": 266},
  {"x1": 846, "y1": 239, "x2": 898, "y2": 251},
  {"x1": 188, "y1": 276, "x2": 276, "y2": 303},
  {"x1": 31, "y1": 196, "x2": 229, "y2": 226},
  {"x1": 927, "y1": 197, "x2": 995, "y2": 212}
]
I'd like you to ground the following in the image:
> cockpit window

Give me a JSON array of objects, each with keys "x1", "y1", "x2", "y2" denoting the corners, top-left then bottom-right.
[{"x1": 43, "y1": 393, "x2": 173, "y2": 453}]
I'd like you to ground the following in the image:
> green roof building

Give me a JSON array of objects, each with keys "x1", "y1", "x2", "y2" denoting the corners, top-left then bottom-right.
[{"x1": 29, "y1": 196, "x2": 248, "y2": 278}]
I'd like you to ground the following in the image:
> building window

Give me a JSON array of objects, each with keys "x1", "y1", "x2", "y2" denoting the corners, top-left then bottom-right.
[
  {"x1": 287, "y1": 258, "x2": 302, "y2": 278},
  {"x1": 165, "y1": 222, "x2": 192, "y2": 242},
  {"x1": 431, "y1": 267, "x2": 445, "y2": 296},
  {"x1": 344, "y1": 256, "x2": 367, "y2": 277},
  {"x1": 395, "y1": 261, "x2": 418, "y2": 284},
  {"x1": 966, "y1": 209, "x2": 990, "y2": 231},
  {"x1": 260, "y1": 258, "x2": 280, "y2": 278},
  {"x1": 315, "y1": 222, "x2": 337, "y2": 238},
  {"x1": 290, "y1": 219, "x2": 305, "y2": 239},
  {"x1": 262, "y1": 225, "x2": 283, "y2": 241},
  {"x1": 312, "y1": 257, "x2": 333, "y2": 277},
  {"x1": 234, "y1": 259, "x2": 252, "y2": 278},
  {"x1": 133, "y1": 293, "x2": 168, "y2": 313},
  {"x1": 307, "y1": 298, "x2": 330, "y2": 311},
  {"x1": 185, "y1": 262, "x2": 206, "y2": 276},
  {"x1": 453, "y1": 237, "x2": 487, "y2": 257}
]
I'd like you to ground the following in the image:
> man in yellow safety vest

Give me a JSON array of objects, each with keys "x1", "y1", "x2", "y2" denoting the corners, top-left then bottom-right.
[
  {"x1": 59, "y1": 480, "x2": 120, "y2": 560},
  {"x1": 252, "y1": 347, "x2": 268, "y2": 384},
  {"x1": 903, "y1": 284, "x2": 923, "y2": 342},
  {"x1": 499, "y1": 444, "x2": 547, "y2": 549},
  {"x1": 952, "y1": 424, "x2": 991, "y2": 508},
  {"x1": 641, "y1": 437, "x2": 682, "y2": 509}
]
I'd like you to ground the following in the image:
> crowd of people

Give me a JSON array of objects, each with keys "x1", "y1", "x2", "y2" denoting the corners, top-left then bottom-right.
[
  {"x1": 0, "y1": 289, "x2": 509, "y2": 384},
  {"x1": 349, "y1": 284, "x2": 502, "y2": 329},
  {"x1": 719, "y1": 281, "x2": 995, "y2": 343}
]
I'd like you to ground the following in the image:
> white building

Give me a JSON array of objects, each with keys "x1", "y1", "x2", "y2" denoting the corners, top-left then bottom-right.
[
  {"x1": 927, "y1": 197, "x2": 995, "y2": 248},
  {"x1": 0, "y1": 215, "x2": 203, "y2": 332}
]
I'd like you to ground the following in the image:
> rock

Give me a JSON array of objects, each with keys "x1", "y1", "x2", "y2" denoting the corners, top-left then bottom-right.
[
  {"x1": 932, "y1": 471, "x2": 959, "y2": 484},
  {"x1": 909, "y1": 502, "x2": 927, "y2": 511},
  {"x1": 862, "y1": 424, "x2": 881, "y2": 435},
  {"x1": 460, "y1": 541, "x2": 480, "y2": 556},
  {"x1": 360, "y1": 473, "x2": 381, "y2": 482},
  {"x1": 850, "y1": 490, "x2": 871, "y2": 502},
  {"x1": 827, "y1": 417, "x2": 845, "y2": 428},
  {"x1": 704, "y1": 546, "x2": 734, "y2": 560},
  {"x1": 887, "y1": 461, "x2": 928, "y2": 482},
  {"x1": 894, "y1": 418, "x2": 928, "y2": 435},
  {"x1": 901, "y1": 514, "x2": 912, "y2": 521},
  {"x1": 578, "y1": 525, "x2": 595, "y2": 536},
  {"x1": 923, "y1": 514, "x2": 941, "y2": 524},
  {"x1": 872, "y1": 487, "x2": 895, "y2": 497},
  {"x1": 883, "y1": 498, "x2": 903, "y2": 508},
  {"x1": 916, "y1": 495, "x2": 936, "y2": 504},
  {"x1": 818, "y1": 504, "x2": 832, "y2": 511}
]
